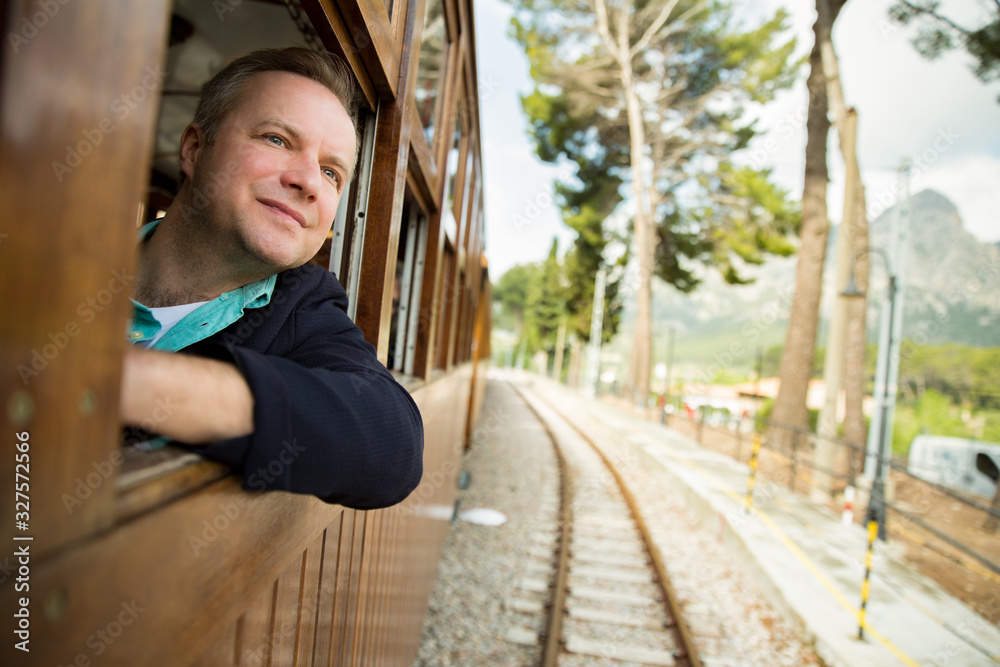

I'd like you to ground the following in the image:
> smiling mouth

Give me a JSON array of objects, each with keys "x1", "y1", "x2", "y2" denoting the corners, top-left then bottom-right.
[{"x1": 259, "y1": 199, "x2": 307, "y2": 228}]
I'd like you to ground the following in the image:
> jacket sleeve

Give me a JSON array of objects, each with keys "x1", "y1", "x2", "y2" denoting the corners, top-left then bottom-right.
[{"x1": 190, "y1": 271, "x2": 424, "y2": 509}]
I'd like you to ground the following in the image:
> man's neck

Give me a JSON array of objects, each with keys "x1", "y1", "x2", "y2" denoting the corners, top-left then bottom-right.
[{"x1": 134, "y1": 208, "x2": 268, "y2": 308}]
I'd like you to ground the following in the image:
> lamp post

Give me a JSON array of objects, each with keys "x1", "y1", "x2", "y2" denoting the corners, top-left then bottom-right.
[{"x1": 841, "y1": 247, "x2": 895, "y2": 541}]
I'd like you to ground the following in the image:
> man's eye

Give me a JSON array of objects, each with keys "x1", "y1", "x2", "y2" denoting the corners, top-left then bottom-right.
[
  {"x1": 266, "y1": 135, "x2": 284, "y2": 147},
  {"x1": 323, "y1": 168, "x2": 340, "y2": 184}
]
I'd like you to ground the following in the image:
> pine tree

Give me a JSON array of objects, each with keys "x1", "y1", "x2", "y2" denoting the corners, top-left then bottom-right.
[{"x1": 507, "y1": 0, "x2": 801, "y2": 405}]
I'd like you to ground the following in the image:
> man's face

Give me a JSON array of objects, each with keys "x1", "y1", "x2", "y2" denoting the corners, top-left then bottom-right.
[{"x1": 180, "y1": 71, "x2": 357, "y2": 274}]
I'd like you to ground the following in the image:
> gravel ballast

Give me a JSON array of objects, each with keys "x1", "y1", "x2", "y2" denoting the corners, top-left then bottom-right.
[{"x1": 414, "y1": 376, "x2": 822, "y2": 666}]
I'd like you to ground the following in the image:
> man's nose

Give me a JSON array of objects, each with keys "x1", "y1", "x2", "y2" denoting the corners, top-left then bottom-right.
[{"x1": 280, "y1": 155, "x2": 321, "y2": 199}]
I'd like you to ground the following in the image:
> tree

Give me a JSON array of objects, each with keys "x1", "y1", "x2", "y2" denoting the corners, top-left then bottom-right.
[
  {"x1": 493, "y1": 240, "x2": 570, "y2": 369},
  {"x1": 507, "y1": 0, "x2": 801, "y2": 405},
  {"x1": 493, "y1": 262, "x2": 539, "y2": 333},
  {"x1": 493, "y1": 261, "x2": 542, "y2": 364},
  {"x1": 768, "y1": 0, "x2": 847, "y2": 451},
  {"x1": 556, "y1": 143, "x2": 628, "y2": 345},
  {"x1": 889, "y1": 0, "x2": 1000, "y2": 102},
  {"x1": 525, "y1": 239, "x2": 567, "y2": 354}
]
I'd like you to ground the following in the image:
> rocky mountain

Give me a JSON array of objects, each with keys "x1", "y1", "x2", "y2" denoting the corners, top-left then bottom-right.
[{"x1": 608, "y1": 189, "x2": 1000, "y2": 376}]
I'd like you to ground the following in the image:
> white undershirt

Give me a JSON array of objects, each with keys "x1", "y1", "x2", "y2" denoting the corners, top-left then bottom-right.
[{"x1": 147, "y1": 301, "x2": 209, "y2": 346}]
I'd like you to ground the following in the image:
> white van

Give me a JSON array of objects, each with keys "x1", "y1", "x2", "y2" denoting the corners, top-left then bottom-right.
[{"x1": 907, "y1": 435, "x2": 1000, "y2": 498}]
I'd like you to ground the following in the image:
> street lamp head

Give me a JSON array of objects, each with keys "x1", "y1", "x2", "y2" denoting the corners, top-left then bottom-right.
[{"x1": 840, "y1": 271, "x2": 865, "y2": 299}]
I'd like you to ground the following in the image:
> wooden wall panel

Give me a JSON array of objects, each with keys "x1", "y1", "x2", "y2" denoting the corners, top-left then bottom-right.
[
  {"x1": 270, "y1": 553, "x2": 305, "y2": 665},
  {"x1": 189, "y1": 620, "x2": 237, "y2": 667},
  {"x1": 294, "y1": 531, "x2": 328, "y2": 666},
  {"x1": 311, "y1": 517, "x2": 346, "y2": 664},
  {"x1": 238, "y1": 580, "x2": 277, "y2": 666},
  {"x1": 3, "y1": 480, "x2": 340, "y2": 666},
  {"x1": 1, "y1": 368, "x2": 482, "y2": 666},
  {"x1": 334, "y1": 510, "x2": 367, "y2": 664}
]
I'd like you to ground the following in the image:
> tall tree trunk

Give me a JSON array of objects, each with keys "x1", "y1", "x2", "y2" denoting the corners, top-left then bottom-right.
[
  {"x1": 842, "y1": 191, "x2": 870, "y2": 477},
  {"x1": 768, "y1": 15, "x2": 831, "y2": 451},
  {"x1": 814, "y1": 0, "x2": 867, "y2": 495},
  {"x1": 618, "y1": 9, "x2": 653, "y2": 408}
]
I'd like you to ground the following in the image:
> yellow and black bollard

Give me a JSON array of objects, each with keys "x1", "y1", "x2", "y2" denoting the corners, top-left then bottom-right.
[
  {"x1": 857, "y1": 519, "x2": 878, "y2": 640},
  {"x1": 745, "y1": 431, "x2": 762, "y2": 511}
]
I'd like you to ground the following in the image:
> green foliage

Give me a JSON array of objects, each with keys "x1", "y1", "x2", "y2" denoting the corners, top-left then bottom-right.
[
  {"x1": 492, "y1": 239, "x2": 571, "y2": 361},
  {"x1": 690, "y1": 164, "x2": 800, "y2": 286},
  {"x1": 889, "y1": 0, "x2": 1000, "y2": 102},
  {"x1": 524, "y1": 239, "x2": 566, "y2": 350},
  {"x1": 983, "y1": 411, "x2": 1000, "y2": 443},
  {"x1": 758, "y1": 344, "x2": 824, "y2": 379},
  {"x1": 892, "y1": 389, "x2": 985, "y2": 456},
  {"x1": 493, "y1": 262, "x2": 540, "y2": 331},
  {"x1": 898, "y1": 342, "x2": 1000, "y2": 409}
]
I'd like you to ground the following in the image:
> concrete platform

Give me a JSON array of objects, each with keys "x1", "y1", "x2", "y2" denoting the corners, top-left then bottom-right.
[{"x1": 513, "y1": 371, "x2": 1000, "y2": 667}]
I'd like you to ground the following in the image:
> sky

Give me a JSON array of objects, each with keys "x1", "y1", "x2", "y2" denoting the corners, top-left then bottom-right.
[{"x1": 474, "y1": 0, "x2": 1000, "y2": 279}]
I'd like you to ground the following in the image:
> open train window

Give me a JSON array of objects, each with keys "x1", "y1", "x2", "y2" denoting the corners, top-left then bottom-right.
[
  {"x1": 388, "y1": 196, "x2": 429, "y2": 375},
  {"x1": 123, "y1": 0, "x2": 374, "y2": 508}
]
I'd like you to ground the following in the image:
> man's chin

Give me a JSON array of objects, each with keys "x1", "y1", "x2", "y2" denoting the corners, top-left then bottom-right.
[{"x1": 242, "y1": 240, "x2": 309, "y2": 275}]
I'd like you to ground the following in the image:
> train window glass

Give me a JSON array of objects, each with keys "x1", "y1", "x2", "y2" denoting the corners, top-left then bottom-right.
[
  {"x1": 415, "y1": 0, "x2": 448, "y2": 148},
  {"x1": 388, "y1": 198, "x2": 428, "y2": 374}
]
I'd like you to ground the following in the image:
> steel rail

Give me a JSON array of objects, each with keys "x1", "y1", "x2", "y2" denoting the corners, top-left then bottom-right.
[
  {"x1": 514, "y1": 382, "x2": 701, "y2": 667},
  {"x1": 538, "y1": 405, "x2": 573, "y2": 667}
]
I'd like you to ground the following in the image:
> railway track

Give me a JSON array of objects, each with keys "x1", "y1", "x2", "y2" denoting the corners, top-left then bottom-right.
[{"x1": 504, "y1": 381, "x2": 701, "y2": 667}]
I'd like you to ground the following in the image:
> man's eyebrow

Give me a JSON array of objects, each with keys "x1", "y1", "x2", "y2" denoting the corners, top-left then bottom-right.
[
  {"x1": 323, "y1": 153, "x2": 353, "y2": 181},
  {"x1": 254, "y1": 119, "x2": 354, "y2": 181},
  {"x1": 254, "y1": 119, "x2": 302, "y2": 140}
]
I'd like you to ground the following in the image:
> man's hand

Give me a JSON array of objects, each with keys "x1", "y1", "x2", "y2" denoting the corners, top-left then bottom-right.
[{"x1": 119, "y1": 347, "x2": 254, "y2": 443}]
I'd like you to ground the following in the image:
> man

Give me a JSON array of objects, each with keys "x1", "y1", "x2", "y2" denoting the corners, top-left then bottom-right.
[{"x1": 118, "y1": 47, "x2": 423, "y2": 509}]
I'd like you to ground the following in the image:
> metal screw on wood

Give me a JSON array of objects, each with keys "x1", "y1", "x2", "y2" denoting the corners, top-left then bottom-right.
[
  {"x1": 7, "y1": 390, "x2": 34, "y2": 426},
  {"x1": 44, "y1": 589, "x2": 69, "y2": 621},
  {"x1": 78, "y1": 388, "x2": 98, "y2": 416}
]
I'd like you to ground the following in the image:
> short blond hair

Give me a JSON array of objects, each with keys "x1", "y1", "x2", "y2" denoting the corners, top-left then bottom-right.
[{"x1": 194, "y1": 47, "x2": 358, "y2": 143}]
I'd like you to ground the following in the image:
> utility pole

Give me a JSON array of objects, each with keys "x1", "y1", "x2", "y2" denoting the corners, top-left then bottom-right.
[
  {"x1": 864, "y1": 162, "x2": 910, "y2": 482},
  {"x1": 664, "y1": 325, "x2": 675, "y2": 408},
  {"x1": 584, "y1": 268, "x2": 607, "y2": 396}
]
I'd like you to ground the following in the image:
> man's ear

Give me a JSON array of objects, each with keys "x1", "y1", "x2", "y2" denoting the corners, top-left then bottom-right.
[{"x1": 179, "y1": 123, "x2": 207, "y2": 182}]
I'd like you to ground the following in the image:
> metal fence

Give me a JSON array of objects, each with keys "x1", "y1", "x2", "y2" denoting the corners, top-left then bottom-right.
[{"x1": 661, "y1": 406, "x2": 1000, "y2": 619}]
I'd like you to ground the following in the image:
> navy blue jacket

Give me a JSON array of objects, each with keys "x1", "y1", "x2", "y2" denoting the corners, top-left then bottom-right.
[{"x1": 183, "y1": 263, "x2": 424, "y2": 509}]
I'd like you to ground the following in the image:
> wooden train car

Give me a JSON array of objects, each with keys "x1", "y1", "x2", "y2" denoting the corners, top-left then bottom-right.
[{"x1": 0, "y1": 0, "x2": 490, "y2": 663}]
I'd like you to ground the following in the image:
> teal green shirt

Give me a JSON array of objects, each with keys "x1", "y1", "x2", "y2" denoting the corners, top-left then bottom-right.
[
  {"x1": 128, "y1": 219, "x2": 276, "y2": 351},
  {"x1": 127, "y1": 220, "x2": 276, "y2": 450}
]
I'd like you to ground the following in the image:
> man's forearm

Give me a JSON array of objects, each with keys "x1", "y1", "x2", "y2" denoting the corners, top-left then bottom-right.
[{"x1": 119, "y1": 347, "x2": 254, "y2": 443}]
